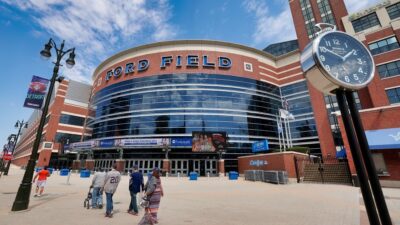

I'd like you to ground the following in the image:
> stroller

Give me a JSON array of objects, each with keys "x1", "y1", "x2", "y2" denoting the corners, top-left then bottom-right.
[{"x1": 83, "y1": 186, "x2": 93, "y2": 209}]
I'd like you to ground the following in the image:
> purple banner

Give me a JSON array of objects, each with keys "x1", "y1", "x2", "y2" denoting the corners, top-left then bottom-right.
[{"x1": 23, "y1": 75, "x2": 49, "y2": 109}]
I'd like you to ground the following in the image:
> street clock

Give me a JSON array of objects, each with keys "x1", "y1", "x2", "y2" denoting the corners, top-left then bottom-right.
[{"x1": 301, "y1": 23, "x2": 375, "y2": 94}]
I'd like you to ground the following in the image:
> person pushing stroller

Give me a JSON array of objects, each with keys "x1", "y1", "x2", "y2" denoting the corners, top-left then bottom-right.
[{"x1": 90, "y1": 169, "x2": 106, "y2": 209}]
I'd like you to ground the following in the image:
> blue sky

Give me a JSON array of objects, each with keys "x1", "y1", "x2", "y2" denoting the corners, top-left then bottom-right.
[{"x1": 0, "y1": 0, "x2": 380, "y2": 148}]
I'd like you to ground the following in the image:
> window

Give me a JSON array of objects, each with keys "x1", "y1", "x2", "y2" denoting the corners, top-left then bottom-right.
[
  {"x1": 377, "y1": 60, "x2": 400, "y2": 78},
  {"x1": 368, "y1": 36, "x2": 400, "y2": 55},
  {"x1": 372, "y1": 153, "x2": 388, "y2": 175},
  {"x1": 59, "y1": 114, "x2": 85, "y2": 126},
  {"x1": 55, "y1": 132, "x2": 82, "y2": 143},
  {"x1": 300, "y1": 0, "x2": 316, "y2": 38},
  {"x1": 317, "y1": 0, "x2": 335, "y2": 25},
  {"x1": 351, "y1": 13, "x2": 380, "y2": 33},
  {"x1": 387, "y1": 2, "x2": 400, "y2": 20},
  {"x1": 386, "y1": 87, "x2": 400, "y2": 104}
]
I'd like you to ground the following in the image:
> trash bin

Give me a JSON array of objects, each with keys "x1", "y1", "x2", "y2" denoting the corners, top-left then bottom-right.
[
  {"x1": 35, "y1": 167, "x2": 42, "y2": 173},
  {"x1": 189, "y1": 172, "x2": 198, "y2": 181},
  {"x1": 80, "y1": 169, "x2": 90, "y2": 178},
  {"x1": 48, "y1": 168, "x2": 54, "y2": 174},
  {"x1": 229, "y1": 171, "x2": 239, "y2": 180},
  {"x1": 60, "y1": 169, "x2": 69, "y2": 176}
]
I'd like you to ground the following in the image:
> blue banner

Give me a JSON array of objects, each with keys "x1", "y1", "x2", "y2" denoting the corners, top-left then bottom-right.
[
  {"x1": 366, "y1": 128, "x2": 400, "y2": 150},
  {"x1": 23, "y1": 75, "x2": 49, "y2": 109},
  {"x1": 99, "y1": 139, "x2": 115, "y2": 148},
  {"x1": 171, "y1": 138, "x2": 192, "y2": 147},
  {"x1": 252, "y1": 140, "x2": 269, "y2": 152}
]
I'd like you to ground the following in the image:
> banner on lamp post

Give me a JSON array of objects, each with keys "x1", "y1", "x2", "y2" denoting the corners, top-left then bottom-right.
[{"x1": 23, "y1": 75, "x2": 49, "y2": 109}]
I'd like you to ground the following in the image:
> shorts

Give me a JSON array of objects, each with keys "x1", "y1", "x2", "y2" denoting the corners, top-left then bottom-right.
[{"x1": 36, "y1": 180, "x2": 46, "y2": 188}]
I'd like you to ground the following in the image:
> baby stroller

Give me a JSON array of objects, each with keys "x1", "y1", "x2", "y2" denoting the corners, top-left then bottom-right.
[{"x1": 83, "y1": 186, "x2": 93, "y2": 209}]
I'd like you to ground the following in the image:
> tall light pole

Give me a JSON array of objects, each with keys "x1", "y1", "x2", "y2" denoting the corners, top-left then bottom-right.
[
  {"x1": 3, "y1": 120, "x2": 28, "y2": 175},
  {"x1": 12, "y1": 39, "x2": 75, "y2": 211}
]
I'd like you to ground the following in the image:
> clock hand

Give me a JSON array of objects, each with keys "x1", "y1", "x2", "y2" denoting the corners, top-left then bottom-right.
[
  {"x1": 343, "y1": 49, "x2": 355, "y2": 61},
  {"x1": 325, "y1": 49, "x2": 344, "y2": 60}
]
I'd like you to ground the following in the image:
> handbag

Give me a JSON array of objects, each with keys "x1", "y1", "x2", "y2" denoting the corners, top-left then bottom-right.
[{"x1": 139, "y1": 195, "x2": 150, "y2": 208}]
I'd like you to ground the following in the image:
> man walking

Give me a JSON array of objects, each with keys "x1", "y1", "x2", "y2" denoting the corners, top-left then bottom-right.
[
  {"x1": 102, "y1": 164, "x2": 121, "y2": 218},
  {"x1": 128, "y1": 165, "x2": 144, "y2": 215},
  {"x1": 33, "y1": 166, "x2": 51, "y2": 197},
  {"x1": 91, "y1": 169, "x2": 106, "y2": 209}
]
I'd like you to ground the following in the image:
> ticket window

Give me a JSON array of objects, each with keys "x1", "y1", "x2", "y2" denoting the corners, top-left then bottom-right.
[{"x1": 372, "y1": 153, "x2": 388, "y2": 175}]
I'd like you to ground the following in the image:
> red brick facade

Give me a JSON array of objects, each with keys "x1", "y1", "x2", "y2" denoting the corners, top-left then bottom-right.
[
  {"x1": 238, "y1": 152, "x2": 309, "y2": 178},
  {"x1": 12, "y1": 80, "x2": 90, "y2": 168}
]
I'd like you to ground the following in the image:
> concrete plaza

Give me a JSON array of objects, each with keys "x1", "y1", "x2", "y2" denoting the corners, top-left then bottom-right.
[{"x1": 0, "y1": 166, "x2": 399, "y2": 225}]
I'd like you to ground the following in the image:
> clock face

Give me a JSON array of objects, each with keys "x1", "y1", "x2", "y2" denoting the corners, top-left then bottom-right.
[{"x1": 315, "y1": 31, "x2": 374, "y2": 89}]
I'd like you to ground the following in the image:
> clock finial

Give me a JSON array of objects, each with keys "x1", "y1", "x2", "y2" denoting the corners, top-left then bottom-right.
[{"x1": 314, "y1": 23, "x2": 337, "y2": 37}]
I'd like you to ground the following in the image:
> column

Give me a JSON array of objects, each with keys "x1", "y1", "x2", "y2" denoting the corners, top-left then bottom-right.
[
  {"x1": 162, "y1": 159, "x2": 170, "y2": 174},
  {"x1": 115, "y1": 159, "x2": 126, "y2": 173},
  {"x1": 85, "y1": 159, "x2": 95, "y2": 171},
  {"x1": 218, "y1": 159, "x2": 225, "y2": 176}
]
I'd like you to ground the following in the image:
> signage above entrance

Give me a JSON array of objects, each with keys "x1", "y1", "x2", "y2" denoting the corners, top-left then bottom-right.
[{"x1": 105, "y1": 55, "x2": 232, "y2": 82}]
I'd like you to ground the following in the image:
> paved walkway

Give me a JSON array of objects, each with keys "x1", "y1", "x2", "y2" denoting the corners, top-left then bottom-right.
[{"x1": 0, "y1": 166, "x2": 399, "y2": 225}]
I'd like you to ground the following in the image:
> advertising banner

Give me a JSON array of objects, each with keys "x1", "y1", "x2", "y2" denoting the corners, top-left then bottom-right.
[
  {"x1": 70, "y1": 141, "x2": 97, "y2": 150},
  {"x1": 365, "y1": 128, "x2": 400, "y2": 149},
  {"x1": 23, "y1": 75, "x2": 50, "y2": 109},
  {"x1": 171, "y1": 138, "x2": 192, "y2": 147},
  {"x1": 192, "y1": 132, "x2": 227, "y2": 152},
  {"x1": 115, "y1": 138, "x2": 170, "y2": 147},
  {"x1": 252, "y1": 140, "x2": 269, "y2": 153},
  {"x1": 99, "y1": 139, "x2": 115, "y2": 148}
]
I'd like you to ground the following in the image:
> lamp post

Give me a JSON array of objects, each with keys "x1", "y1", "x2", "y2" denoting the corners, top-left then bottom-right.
[
  {"x1": 12, "y1": 39, "x2": 75, "y2": 211},
  {"x1": 3, "y1": 120, "x2": 28, "y2": 175}
]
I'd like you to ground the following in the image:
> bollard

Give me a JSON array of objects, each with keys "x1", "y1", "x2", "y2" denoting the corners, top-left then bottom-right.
[
  {"x1": 207, "y1": 172, "x2": 210, "y2": 178},
  {"x1": 166, "y1": 172, "x2": 169, "y2": 177},
  {"x1": 66, "y1": 171, "x2": 71, "y2": 185},
  {"x1": 178, "y1": 172, "x2": 180, "y2": 178}
]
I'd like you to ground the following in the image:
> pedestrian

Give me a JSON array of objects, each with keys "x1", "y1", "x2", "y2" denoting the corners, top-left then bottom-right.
[
  {"x1": 32, "y1": 166, "x2": 51, "y2": 197},
  {"x1": 91, "y1": 168, "x2": 106, "y2": 209},
  {"x1": 102, "y1": 164, "x2": 121, "y2": 218},
  {"x1": 128, "y1": 165, "x2": 144, "y2": 215},
  {"x1": 138, "y1": 168, "x2": 164, "y2": 225}
]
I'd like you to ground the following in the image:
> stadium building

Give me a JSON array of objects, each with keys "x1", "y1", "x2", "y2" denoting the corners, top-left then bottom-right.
[{"x1": 11, "y1": 0, "x2": 400, "y2": 184}]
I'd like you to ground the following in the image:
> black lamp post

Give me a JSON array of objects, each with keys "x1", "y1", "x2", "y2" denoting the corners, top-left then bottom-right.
[
  {"x1": 12, "y1": 39, "x2": 75, "y2": 211},
  {"x1": 3, "y1": 120, "x2": 28, "y2": 175}
]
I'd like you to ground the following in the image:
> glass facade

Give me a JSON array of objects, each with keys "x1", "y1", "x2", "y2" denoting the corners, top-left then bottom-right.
[
  {"x1": 351, "y1": 13, "x2": 380, "y2": 33},
  {"x1": 263, "y1": 40, "x2": 299, "y2": 57},
  {"x1": 377, "y1": 60, "x2": 400, "y2": 79},
  {"x1": 59, "y1": 114, "x2": 85, "y2": 126},
  {"x1": 88, "y1": 73, "x2": 284, "y2": 155},
  {"x1": 387, "y1": 2, "x2": 400, "y2": 20},
  {"x1": 280, "y1": 81, "x2": 321, "y2": 155},
  {"x1": 368, "y1": 36, "x2": 400, "y2": 55}
]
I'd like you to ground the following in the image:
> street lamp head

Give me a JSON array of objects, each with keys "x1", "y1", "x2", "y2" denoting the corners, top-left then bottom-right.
[
  {"x1": 24, "y1": 123, "x2": 28, "y2": 129},
  {"x1": 65, "y1": 49, "x2": 75, "y2": 68},
  {"x1": 15, "y1": 122, "x2": 19, "y2": 128},
  {"x1": 40, "y1": 40, "x2": 52, "y2": 60}
]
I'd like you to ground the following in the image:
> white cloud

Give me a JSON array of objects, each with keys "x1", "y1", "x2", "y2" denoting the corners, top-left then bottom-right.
[
  {"x1": 2, "y1": 0, "x2": 177, "y2": 84},
  {"x1": 344, "y1": 0, "x2": 382, "y2": 13},
  {"x1": 243, "y1": 0, "x2": 296, "y2": 47}
]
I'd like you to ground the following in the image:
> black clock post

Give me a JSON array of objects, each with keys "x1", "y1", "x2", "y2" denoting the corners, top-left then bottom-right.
[
  {"x1": 344, "y1": 90, "x2": 392, "y2": 225},
  {"x1": 301, "y1": 23, "x2": 392, "y2": 225}
]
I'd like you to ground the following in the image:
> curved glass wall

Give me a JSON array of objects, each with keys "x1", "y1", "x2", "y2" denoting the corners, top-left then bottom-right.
[{"x1": 88, "y1": 73, "x2": 282, "y2": 153}]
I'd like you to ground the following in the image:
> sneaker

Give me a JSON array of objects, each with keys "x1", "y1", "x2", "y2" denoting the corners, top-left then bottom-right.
[
  {"x1": 37, "y1": 194, "x2": 41, "y2": 197},
  {"x1": 33, "y1": 194, "x2": 38, "y2": 197},
  {"x1": 98, "y1": 205, "x2": 103, "y2": 209}
]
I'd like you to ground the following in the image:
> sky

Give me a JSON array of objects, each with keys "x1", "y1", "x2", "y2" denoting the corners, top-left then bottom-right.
[{"x1": 0, "y1": 0, "x2": 381, "y2": 148}]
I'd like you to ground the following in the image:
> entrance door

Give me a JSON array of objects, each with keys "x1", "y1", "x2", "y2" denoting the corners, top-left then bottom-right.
[
  {"x1": 205, "y1": 159, "x2": 217, "y2": 175},
  {"x1": 171, "y1": 160, "x2": 188, "y2": 176}
]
